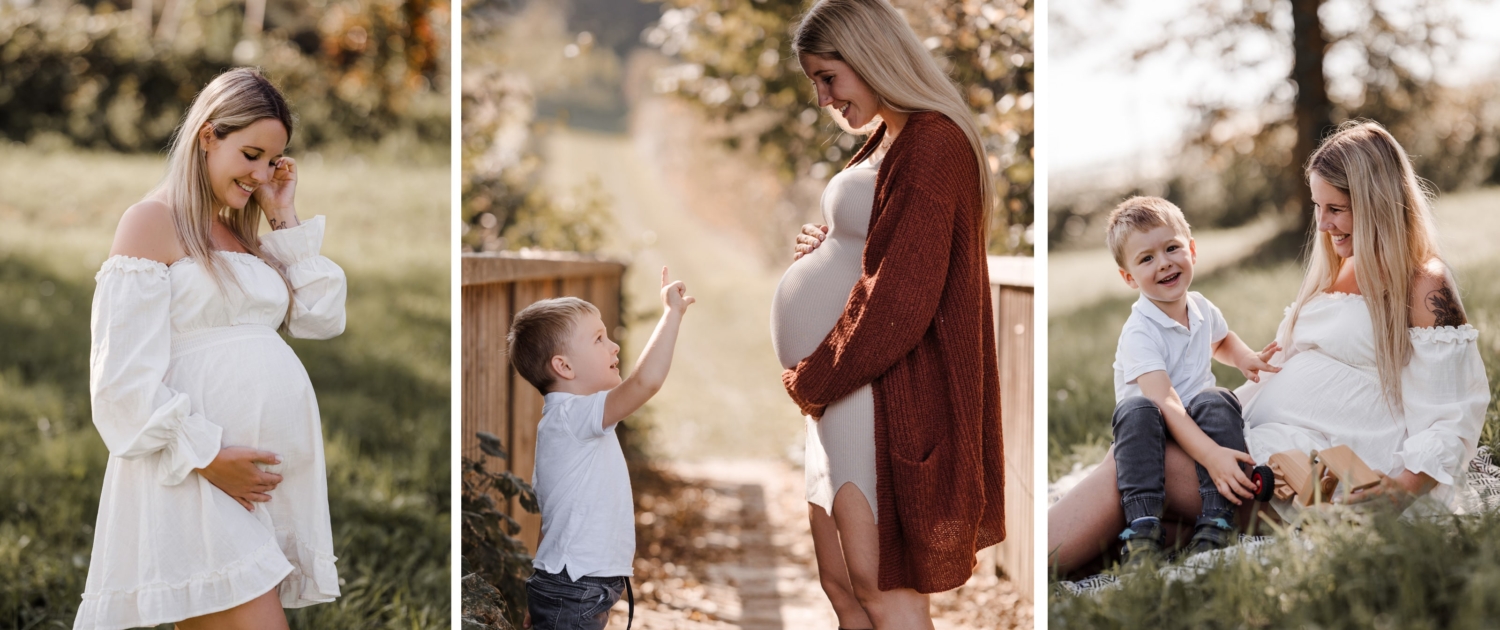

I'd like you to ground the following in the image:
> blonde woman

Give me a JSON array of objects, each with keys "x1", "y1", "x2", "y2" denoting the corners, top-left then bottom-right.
[
  {"x1": 771, "y1": 0, "x2": 1006, "y2": 626},
  {"x1": 1048, "y1": 120, "x2": 1490, "y2": 574},
  {"x1": 77, "y1": 68, "x2": 345, "y2": 629}
]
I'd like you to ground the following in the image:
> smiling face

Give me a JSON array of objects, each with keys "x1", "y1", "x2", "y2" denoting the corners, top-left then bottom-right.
[
  {"x1": 200, "y1": 117, "x2": 288, "y2": 210},
  {"x1": 799, "y1": 54, "x2": 883, "y2": 130},
  {"x1": 554, "y1": 311, "x2": 622, "y2": 394},
  {"x1": 1310, "y1": 172, "x2": 1355, "y2": 260},
  {"x1": 1119, "y1": 225, "x2": 1198, "y2": 306}
]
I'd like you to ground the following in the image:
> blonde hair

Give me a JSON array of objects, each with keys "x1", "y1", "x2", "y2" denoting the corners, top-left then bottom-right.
[
  {"x1": 157, "y1": 68, "x2": 295, "y2": 326},
  {"x1": 1104, "y1": 196, "x2": 1192, "y2": 268},
  {"x1": 507, "y1": 297, "x2": 601, "y2": 394},
  {"x1": 793, "y1": 0, "x2": 994, "y2": 234},
  {"x1": 1283, "y1": 119, "x2": 1446, "y2": 410}
]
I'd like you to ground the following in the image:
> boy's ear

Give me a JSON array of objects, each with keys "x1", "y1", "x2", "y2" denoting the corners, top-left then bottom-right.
[
  {"x1": 1119, "y1": 267, "x2": 1139, "y2": 290},
  {"x1": 550, "y1": 354, "x2": 575, "y2": 382},
  {"x1": 1188, "y1": 237, "x2": 1198, "y2": 264}
]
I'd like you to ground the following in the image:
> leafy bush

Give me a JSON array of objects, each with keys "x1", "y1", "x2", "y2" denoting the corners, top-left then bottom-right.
[
  {"x1": 460, "y1": 432, "x2": 539, "y2": 629},
  {"x1": 0, "y1": 0, "x2": 449, "y2": 152}
]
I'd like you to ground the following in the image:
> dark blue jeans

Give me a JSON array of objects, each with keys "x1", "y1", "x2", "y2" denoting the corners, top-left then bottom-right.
[
  {"x1": 526, "y1": 568, "x2": 627, "y2": 630},
  {"x1": 1112, "y1": 387, "x2": 1248, "y2": 523}
]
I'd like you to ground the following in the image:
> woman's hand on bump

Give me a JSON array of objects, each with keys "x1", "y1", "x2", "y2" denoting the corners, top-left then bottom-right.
[
  {"x1": 255, "y1": 157, "x2": 300, "y2": 230},
  {"x1": 198, "y1": 446, "x2": 284, "y2": 512},
  {"x1": 793, "y1": 223, "x2": 828, "y2": 260}
]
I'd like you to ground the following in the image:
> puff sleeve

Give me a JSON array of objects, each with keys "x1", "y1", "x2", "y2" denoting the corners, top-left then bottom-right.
[
  {"x1": 1396, "y1": 326, "x2": 1491, "y2": 487},
  {"x1": 259, "y1": 215, "x2": 347, "y2": 339},
  {"x1": 89, "y1": 256, "x2": 223, "y2": 485}
]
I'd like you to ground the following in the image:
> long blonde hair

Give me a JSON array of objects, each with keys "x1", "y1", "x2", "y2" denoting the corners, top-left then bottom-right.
[
  {"x1": 157, "y1": 68, "x2": 296, "y2": 324},
  {"x1": 1281, "y1": 120, "x2": 1446, "y2": 410},
  {"x1": 792, "y1": 0, "x2": 994, "y2": 232}
]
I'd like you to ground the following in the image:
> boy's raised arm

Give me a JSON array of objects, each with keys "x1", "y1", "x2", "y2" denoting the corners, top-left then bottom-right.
[
  {"x1": 603, "y1": 267, "x2": 694, "y2": 428},
  {"x1": 1136, "y1": 371, "x2": 1256, "y2": 503}
]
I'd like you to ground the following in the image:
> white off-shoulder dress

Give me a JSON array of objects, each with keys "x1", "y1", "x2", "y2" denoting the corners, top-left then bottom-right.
[
  {"x1": 1238, "y1": 291, "x2": 1491, "y2": 517},
  {"x1": 76, "y1": 216, "x2": 346, "y2": 630}
]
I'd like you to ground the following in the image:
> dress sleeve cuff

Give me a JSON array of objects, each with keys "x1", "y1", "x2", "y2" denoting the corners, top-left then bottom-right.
[
  {"x1": 148, "y1": 393, "x2": 225, "y2": 486},
  {"x1": 260, "y1": 215, "x2": 327, "y2": 266},
  {"x1": 1397, "y1": 434, "x2": 1460, "y2": 488}
]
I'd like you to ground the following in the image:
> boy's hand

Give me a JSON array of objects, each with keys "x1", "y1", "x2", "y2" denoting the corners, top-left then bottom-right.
[
  {"x1": 661, "y1": 266, "x2": 696, "y2": 314},
  {"x1": 1236, "y1": 340, "x2": 1281, "y2": 383},
  {"x1": 1201, "y1": 446, "x2": 1257, "y2": 505}
]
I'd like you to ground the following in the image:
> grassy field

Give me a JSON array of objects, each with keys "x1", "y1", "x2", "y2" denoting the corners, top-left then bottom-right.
[
  {"x1": 1048, "y1": 186, "x2": 1500, "y2": 625},
  {"x1": 0, "y1": 144, "x2": 451, "y2": 629}
]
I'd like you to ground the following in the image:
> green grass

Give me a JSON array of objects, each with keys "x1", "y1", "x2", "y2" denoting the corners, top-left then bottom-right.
[
  {"x1": 1048, "y1": 187, "x2": 1500, "y2": 625},
  {"x1": 0, "y1": 144, "x2": 451, "y2": 629}
]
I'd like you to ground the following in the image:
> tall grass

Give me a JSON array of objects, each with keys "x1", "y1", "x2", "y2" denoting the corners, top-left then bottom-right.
[{"x1": 0, "y1": 145, "x2": 450, "y2": 629}]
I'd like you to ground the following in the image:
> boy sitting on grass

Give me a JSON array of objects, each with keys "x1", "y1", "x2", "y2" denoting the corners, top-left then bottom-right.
[
  {"x1": 507, "y1": 267, "x2": 694, "y2": 630},
  {"x1": 1106, "y1": 196, "x2": 1279, "y2": 563}
]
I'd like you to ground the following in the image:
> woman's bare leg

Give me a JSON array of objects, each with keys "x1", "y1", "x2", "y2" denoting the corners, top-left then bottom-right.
[
  {"x1": 1048, "y1": 443, "x2": 1232, "y2": 574},
  {"x1": 174, "y1": 588, "x2": 287, "y2": 630},
  {"x1": 810, "y1": 502, "x2": 874, "y2": 629},
  {"x1": 832, "y1": 482, "x2": 933, "y2": 630}
]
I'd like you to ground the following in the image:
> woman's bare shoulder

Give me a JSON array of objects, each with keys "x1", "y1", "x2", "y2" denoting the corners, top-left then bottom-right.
[
  {"x1": 109, "y1": 199, "x2": 185, "y2": 265},
  {"x1": 1410, "y1": 258, "x2": 1466, "y2": 328}
]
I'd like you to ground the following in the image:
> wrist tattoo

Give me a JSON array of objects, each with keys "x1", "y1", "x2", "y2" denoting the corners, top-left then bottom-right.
[
  {"x1": 271, "y1": 218, "x2": 290, "y2": 231},
  {"x1": 1426, "y1": 286, "x2": 1467, "y2": 327}
]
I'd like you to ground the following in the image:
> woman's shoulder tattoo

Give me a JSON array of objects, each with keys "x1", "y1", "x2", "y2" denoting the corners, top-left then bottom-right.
[{"x1": 1425, "y1": 285, "x2": 1468, "y2": 327}]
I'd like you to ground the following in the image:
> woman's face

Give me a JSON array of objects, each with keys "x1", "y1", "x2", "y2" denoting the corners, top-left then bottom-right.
[
  {"x1": 200, "y1": 118, "x2": 288, "y2": 210},
  {"x1": 800, "y1": 54, "x2": 882, "y2": 129},
  {"x1": 1310, "y1": 172, "x2": 1355, "y2": 259}
]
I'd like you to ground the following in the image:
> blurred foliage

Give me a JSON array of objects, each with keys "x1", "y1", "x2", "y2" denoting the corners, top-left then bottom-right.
[
  {"x1": 460, "y1": 432, "x2": 538, "y2": 629},
  {"x1": 642, "y1": 0, "x2": 1034, "y2": 255},
  {"x1": 460, "y1": 0, "x2": 614, "y2": 253},
  {"x1": 0, "y1": 0, "x2": 448, "y2": 153},
  {"x1": 1049, "y1": 0, "x2": 1500, "y2": 251}
]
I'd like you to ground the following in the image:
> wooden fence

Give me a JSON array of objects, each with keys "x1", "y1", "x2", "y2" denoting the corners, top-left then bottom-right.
[
  {"x1": 462, "y1": 251, "x2": 1034, "y2": 594},
  {"x1": 461, "y1": 252, "x2": 626, "y2": 551},
  {"x1": 988, "y1": 255, "x2": 1035, "y2": 601}
]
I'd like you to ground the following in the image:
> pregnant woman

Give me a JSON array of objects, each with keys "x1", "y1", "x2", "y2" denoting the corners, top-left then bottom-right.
[
  {"x1": 1048, "y1": 120, "x2": 1490, "y2": 574},
  {"x1": 77, "y1": 68, "x2": 345, "y2": 629},
  {"x1": 770, "y1": 0, "x2": 1005, "y2": 627}
]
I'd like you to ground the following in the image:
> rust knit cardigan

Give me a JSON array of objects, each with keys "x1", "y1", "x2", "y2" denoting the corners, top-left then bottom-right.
[{"x1": 782, "y1": 110, "x2": 1005, "y2": 593}]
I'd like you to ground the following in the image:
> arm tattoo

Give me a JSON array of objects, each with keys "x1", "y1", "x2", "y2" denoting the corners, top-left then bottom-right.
[{"x1": 1426, "y1": 286, "x2": 1468, "y2": 327}]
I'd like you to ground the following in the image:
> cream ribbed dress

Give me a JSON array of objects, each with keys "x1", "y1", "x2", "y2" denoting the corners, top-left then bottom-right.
[
  {"x1": 771, "y1": 155, "x2": 881, "y2": 521},
  {"x1": 77, "y1": 217, "x2": 345, "y2": 629}
]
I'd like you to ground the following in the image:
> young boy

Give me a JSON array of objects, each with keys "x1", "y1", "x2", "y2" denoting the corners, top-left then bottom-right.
[
  {"x1": 1105, "y1": 196, "x2": 1279, "y2": 563},
  {"x1": 507, "y1": 267, "x2": 694, "y2": 629}
]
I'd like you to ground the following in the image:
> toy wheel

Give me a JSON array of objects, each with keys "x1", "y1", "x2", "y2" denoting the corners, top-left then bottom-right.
[{"x1": 1251, "y1": 465, "x2": 1276, "y2": 502}]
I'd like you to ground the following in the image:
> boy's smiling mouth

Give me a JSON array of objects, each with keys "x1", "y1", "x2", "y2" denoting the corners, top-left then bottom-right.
[{"x1": 1158, "y1": 271, "x2": 1181, "y2": 286}]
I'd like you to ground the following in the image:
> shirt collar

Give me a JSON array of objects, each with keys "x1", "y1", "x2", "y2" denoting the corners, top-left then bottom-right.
[{"x1": 1133, "y1": 293, "x2": 1202, "y2": 333}]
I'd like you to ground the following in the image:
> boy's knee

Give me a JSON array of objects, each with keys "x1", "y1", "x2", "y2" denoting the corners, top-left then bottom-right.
[
  {"x1": 1112, "y1": 396, "x2": 1162, "y2": 431},
  {"x1": 1192, "y1": 388, "x2": 1244, "y2": 423}
]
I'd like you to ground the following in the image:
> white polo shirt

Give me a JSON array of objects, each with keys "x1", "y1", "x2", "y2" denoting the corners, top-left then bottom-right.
[
  {"x1": 1113, "y1": 291, "x2": 1229, "y2": 404},
  {"x1": 531, "y1": 390, "x2": 635, "y2": 579}
]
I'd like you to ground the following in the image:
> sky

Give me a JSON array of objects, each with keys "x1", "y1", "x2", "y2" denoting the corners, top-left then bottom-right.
[{"x1": 1048, "y1": 0, "x2": 1500, "y2": 180}]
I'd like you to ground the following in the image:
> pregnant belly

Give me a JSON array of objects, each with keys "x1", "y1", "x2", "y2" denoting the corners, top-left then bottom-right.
[
  {"x1": 1243, "y1": 350, "x2": 1403, "y2": 472},
  {"x1": 770, "y1": 238, "x2": 864, "y2": 368},
  {"x1": 165, "y1": 325, "x2": 322, "y2": 474}
]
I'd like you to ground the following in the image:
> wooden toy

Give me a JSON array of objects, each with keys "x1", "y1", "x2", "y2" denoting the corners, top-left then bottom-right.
[{"x1": 1265, "y1": 445, "x2": 1381, "y2": 506}]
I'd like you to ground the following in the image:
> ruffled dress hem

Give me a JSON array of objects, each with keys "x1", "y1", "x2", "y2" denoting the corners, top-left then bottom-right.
[{"x1": 74, "y1": 537, "x2": 294, "y2": 630}]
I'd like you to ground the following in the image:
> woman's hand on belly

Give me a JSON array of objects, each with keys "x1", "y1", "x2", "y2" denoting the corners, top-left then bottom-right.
[
  {"x1": 197, "y1": 446, "x2": 284, "y2": 511},
  {"x1": 793, "y1": 223, "x2": 828, "y2": 260}
]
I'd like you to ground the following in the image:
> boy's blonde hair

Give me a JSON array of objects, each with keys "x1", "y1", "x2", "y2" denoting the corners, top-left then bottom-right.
[
  {"x1": 507, "y1": 297, "x2": 600, "y2": 394},
  {"x1": 1104, "y1": 196, "x2": 1193, "y2": 268}
]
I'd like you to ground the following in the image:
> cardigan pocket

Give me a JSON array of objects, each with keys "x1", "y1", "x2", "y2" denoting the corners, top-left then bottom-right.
[{"x1": 889, "y1": 439, "x2": 978, "y2": 559}]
